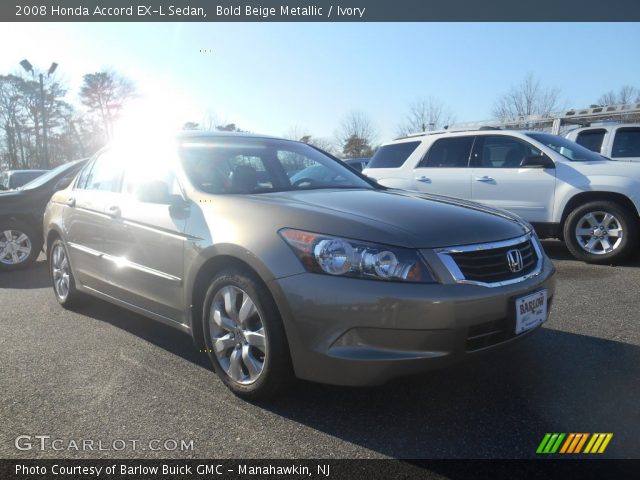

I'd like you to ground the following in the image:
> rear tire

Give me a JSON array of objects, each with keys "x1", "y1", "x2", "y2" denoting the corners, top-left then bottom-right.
[
  {"x1": 0, "y1": 221, "x2": 42, "y2": 271},
  {"x1": 202, "y1": 267, "x2": 293, "y2": 400},
  {"x1": 49, "y1": 239, "x2": 84, "y2": 308},
  {"x1": 563, "y1": 200, "x2": 638, "y2": 264}
]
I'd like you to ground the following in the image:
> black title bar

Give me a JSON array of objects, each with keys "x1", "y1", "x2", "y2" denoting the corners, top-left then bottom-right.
[{"x1": 2, "y1": 0, "x2": 640, "y2": 22}]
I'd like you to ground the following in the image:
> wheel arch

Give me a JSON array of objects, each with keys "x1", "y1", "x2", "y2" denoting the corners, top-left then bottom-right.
[
  {"x1": 188, "y1": 252, "x2": 280, "y2": 351},
  {"x1": 45, "y1": 225, "x2": 65, "y2": 260},
  {"x1": 561, "y1": 191, "x2": 640, "y2": 229}
]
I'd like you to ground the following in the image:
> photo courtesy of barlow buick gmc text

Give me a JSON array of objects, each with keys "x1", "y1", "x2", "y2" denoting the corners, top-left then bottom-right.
[{"x1": 1, "y1": 2, "x2": 639, "y2": 480}]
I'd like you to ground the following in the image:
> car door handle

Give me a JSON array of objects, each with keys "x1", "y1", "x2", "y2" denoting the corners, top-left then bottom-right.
[
  {"x1": 65, "y1": 197, "x2": 76, "y2": 207},
  {"x1": 415, "y1": 176, "x2": 432, "y2": 183},
  {"x1": 475, "y1": 176, "x2": 494, "y2": 182},
  {"x1": 106, "y1": 205, "x2": 121, "y2": 218}
]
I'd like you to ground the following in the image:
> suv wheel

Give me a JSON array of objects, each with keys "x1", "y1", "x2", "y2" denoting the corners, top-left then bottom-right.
[
  {"x1": 0, "y1": 222, "x2": 42, "y2": 271},
  {"x1": 202, "y1": 268, "x2": 292, "y2": 399},
  {"x1": 49, "y1": 239, "x2": 83, "y2": 307},
  {"x1": 563, "y1": 200, "x2": 638, "y2": 264}
]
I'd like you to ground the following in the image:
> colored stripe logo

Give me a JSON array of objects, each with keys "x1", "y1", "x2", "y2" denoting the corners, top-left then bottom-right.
[{"x1": 536, "y1": 433, "x2": 613, "y2": 454}]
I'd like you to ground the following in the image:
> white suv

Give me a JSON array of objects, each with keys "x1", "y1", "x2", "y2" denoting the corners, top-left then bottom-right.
[{"x1": 363, "y1": 129, "x2": 640, "y2": 263}]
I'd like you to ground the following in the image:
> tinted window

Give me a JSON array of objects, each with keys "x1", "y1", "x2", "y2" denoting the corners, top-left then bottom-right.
[
  {"x1": 84, "y1": 152, "x2": 123, "y2": 192},
  {"x1": 368, "y1": 141, "x2": 420, "y2": 168},
  {"x1": 575, "y1": 129, "x2": 606, "y2": 153},
  {"x1": 612, "y1": 128, "x2": 640, "y2": 158},
  {"x1": 180, "y1": 138, "x2": 372, "y2": 194},
  {"x1": 418, "y1": 137, "x2": 474, "y2": 168},
  {"x1": 477, "y1": 136, "x2": 543, "y2": 168},
  {"x1": 527, "y1": 133, "x2": 605, "y2": 162}
]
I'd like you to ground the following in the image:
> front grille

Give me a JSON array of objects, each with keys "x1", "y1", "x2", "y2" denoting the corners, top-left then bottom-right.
[{"x1": 450, "y1": 238, "x2": 538, "y2": 284}]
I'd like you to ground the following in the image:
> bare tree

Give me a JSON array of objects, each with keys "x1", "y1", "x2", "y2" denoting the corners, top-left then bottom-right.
[
  {"x1": 79, "y1": 70, "x2": 136, "y2": 140},
  {"x1": 598, "y1": 85, "x2": 640, "y2": 106},
  {"x1": 306, "y1": 137, "x2": 336, "y2": 154},
  {"x1": 0, "y1": 75, "x2": 26, "y2": 168},
  {"x1": 285, "y1": 125, "x2": 310, "y2": 142},
  {"x1": 336, "y1": 111, "x2": 377, "y2": 159},
  {"x1": 493, "y1": 73, "x2": 563, "y2": 121},
  {"x1": 397, "y1": 97, "x2": 455, "y2": 136},
  {"x1": 284, "y1": 126, "x2": 336, "y2": 154}
]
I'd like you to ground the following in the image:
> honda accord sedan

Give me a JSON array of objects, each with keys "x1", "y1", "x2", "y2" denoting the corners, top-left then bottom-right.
[{"x1": 44, "y1": 131, "x2": 556, "y2": 399}]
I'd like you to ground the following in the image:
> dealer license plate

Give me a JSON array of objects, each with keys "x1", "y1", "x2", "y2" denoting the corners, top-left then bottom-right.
[{"x1": 515, "y1": 289, "x2": 547, "y2": 335}]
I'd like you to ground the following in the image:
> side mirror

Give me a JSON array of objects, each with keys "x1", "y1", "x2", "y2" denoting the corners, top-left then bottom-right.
[{"x1": 521, "y1": 155, "x2": 555, "y2": 169}]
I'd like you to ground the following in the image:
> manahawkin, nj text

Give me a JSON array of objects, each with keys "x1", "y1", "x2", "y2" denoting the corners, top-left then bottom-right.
[{"x1": 18, "y1": 4, "x2": 366, "y2": 19}]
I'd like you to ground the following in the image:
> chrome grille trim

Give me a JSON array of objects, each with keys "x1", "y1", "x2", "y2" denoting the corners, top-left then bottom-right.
[{"x1": 435, "y1": 233, "x2": 544, "y2": 287}]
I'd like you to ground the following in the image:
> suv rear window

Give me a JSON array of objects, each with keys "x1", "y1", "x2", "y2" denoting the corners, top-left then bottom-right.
[
  {"x1": 612, "y1": 128, "x2": 640, "y2": 158},
  {"x1": 576, "y1": 129, "x2": 606, "y2": 153},
  {"x1": 367, "y1": 141, "x2": 420, "y2": 169}
]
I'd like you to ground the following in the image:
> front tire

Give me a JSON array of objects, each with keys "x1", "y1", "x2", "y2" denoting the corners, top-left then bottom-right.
[
  {"x1": 563, "y1": 200, "x2": 638, "y2": 264},
  {"x1": 0, "y1": 222, "x2": 42, "y2": 271},
  {"x1": 49, "y1": 239, "x2": 83, "y2": 308},
  {"x1": 202, "y1": 267, "x2": 293, "y2": 400}
]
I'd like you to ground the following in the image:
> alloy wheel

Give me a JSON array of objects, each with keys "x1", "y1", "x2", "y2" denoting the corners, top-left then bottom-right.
[
  {"x1": 575, "y1": 211, "x2": 623, "y2": 255},
  {"x1": 51, "y1": 243, "x2": 70, "y2": 301},
  {"x1": 209, "y1": 285, "x2": 267, "y2": 385},
  {"x1": 0, "y1": 230, "x2": 32, "y2": 265}
]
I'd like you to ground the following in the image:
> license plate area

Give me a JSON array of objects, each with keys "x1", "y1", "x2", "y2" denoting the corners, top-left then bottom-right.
[{"x1": 514, "y1": 289, "x2": 548, "y2": 335}]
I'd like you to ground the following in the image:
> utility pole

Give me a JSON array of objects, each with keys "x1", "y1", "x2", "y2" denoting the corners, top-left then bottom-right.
[{"x1": 39, "y1": 73, "x2": 49, "y2": 169}]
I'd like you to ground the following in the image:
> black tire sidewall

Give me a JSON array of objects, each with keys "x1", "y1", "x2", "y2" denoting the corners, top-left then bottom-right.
[
  {"x1": 0, "y1": 221, "x2": 42, "y2": 271},
  {"x1": 202, "y1": 268, "x2": 292, "y2": 399},
  {"x1": 564, "y1": 201, "x2": 638, "y2": 263}
]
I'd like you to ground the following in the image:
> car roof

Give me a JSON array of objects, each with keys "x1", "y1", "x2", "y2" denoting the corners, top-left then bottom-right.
[{"x1": 176, "y1": 130, "x2": 289, "y2": 142}]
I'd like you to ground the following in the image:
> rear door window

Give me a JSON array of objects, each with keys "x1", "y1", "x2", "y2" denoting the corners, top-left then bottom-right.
[
  {"x1": 417, "y1": 136, "x2": 474, "y2": 168},
  {"x1": 612, "y1": 128, "x2": 640, "y2": 158},
  {"x1": 575, "y1": 129, "x2": 606, "y2": 153},
  {"x1": 367, "y1": 141, "x2": 421, "y2": 168}
]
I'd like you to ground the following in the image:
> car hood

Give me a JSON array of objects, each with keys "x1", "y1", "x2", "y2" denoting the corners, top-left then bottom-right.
[{"x1": 246, "y1": 188, "x2": 530, "y2": 249}]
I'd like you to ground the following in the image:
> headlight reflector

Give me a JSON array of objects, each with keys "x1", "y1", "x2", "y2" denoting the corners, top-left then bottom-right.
[
  {"x1": 280, "y1": 228, "x2": 435, "y2": 283},
  {"x1": 314, "y1": 239, "x2": 354, "y2": 275}
]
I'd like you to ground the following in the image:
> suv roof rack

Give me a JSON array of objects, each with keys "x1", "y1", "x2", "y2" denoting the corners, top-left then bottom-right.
[{"x1": 393, "y1": 126, "x2": 502, "y2": 141}]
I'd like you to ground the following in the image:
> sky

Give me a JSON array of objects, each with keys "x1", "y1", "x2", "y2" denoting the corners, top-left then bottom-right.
[{"x1": 0, "y1": 22, "x2": 639, "y2": 143}]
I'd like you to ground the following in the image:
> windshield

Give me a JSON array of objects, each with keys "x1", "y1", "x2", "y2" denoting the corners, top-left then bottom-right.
[
  {"x1": 527, "y1": 133, "x2": 607, "y2": 162},
  {"x1": 19, "y1": 160, "x2": 82, "y2": 190},
  {"x1": 179, "y1": 137, "x2": 374, "y2": 194}
]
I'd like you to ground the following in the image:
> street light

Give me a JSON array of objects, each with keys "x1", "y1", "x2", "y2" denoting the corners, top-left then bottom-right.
[{"x1": 19, "y1": 59, "x2": 58, "y2": 169}]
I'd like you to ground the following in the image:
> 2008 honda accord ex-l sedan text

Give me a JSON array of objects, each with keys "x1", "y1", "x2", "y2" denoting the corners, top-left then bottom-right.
[{"x1": 44, "y1": 131, "x2": 556, "y2": 399}]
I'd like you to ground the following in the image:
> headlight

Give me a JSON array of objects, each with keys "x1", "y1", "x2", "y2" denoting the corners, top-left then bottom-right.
[{"x1": 279, "y1": 228, "x2": 436, "y2": 283}]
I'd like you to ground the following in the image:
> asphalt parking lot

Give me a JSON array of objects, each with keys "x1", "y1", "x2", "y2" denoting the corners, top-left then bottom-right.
[{"x1": 1, "y1": 240, "x2": 639, "y2": 459}]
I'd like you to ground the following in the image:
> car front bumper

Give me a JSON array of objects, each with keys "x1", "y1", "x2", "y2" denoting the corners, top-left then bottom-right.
[{"x1": 268, "y1": 259, "x2": 556, "y2": 386}]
